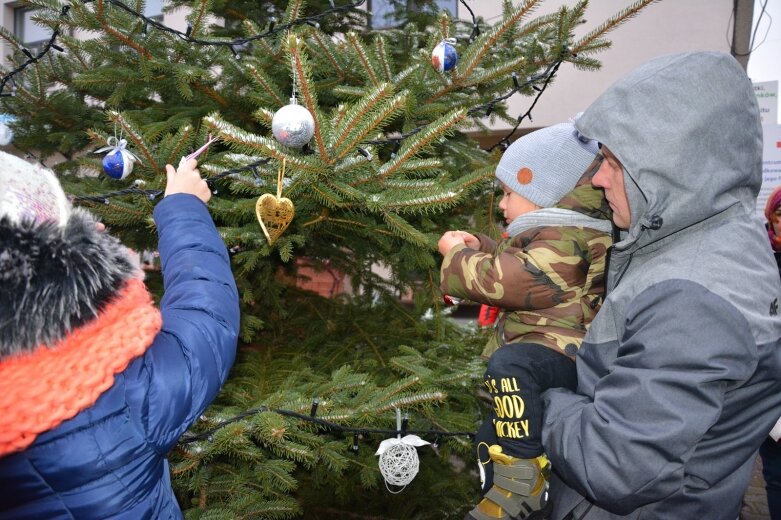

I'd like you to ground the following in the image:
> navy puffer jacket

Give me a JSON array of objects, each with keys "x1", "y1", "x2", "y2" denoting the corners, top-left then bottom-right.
[{"x1": 0, "y1": 194, "x2": 240, "y2": 518}]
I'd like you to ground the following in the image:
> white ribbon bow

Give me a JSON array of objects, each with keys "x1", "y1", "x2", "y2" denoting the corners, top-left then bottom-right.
[
  {"x1": 95, "y1": 137, "x2": 140, "y2": 162},
  {"x1": 375, "y1": 435, "x2": 430, "y2": 456}
]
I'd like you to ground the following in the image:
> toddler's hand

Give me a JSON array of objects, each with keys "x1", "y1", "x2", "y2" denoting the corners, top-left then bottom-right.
[
  {"x1": 164, "y1": 158, "x2": 211, "y2": 203},
  {"x1": 458, "y1": 231, "x2": 480, "y2": 249},
  {"x1": 438, "y1": 231, "x2": 466, "y2": 255}
]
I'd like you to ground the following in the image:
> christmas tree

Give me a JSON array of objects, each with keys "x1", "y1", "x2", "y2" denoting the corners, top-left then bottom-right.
[{"x1": 0, "y1": 0, "x2": 656, "y2": 517}]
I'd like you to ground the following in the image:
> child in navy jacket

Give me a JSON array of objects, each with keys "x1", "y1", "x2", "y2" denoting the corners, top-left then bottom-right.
[{"x1": 0, "y1": 154, "x2": 240, "y2": 519}]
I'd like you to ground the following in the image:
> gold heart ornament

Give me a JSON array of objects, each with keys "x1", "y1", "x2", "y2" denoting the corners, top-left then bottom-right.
[{"x1": 256, "y1": 193, "x2": 295, "y2": 245}]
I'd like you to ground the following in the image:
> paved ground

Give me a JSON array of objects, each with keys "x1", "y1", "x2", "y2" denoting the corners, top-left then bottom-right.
[{"x1": 742, "y1": 455, "x2": 770, "y2": 520}]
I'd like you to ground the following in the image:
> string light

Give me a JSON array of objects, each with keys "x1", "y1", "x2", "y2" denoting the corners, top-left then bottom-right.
[
  {"x1": 70, "y1": 56, "x2": 563, "y2": 204},
  {"x1": 0, "y1": 1, "x2": 366, "y2": 97},
  {"x1": 71, "y1": 158, "x2": 270, "y2": 203},
  {"x1": 356, "y1": 147, "x2": 372, "y2": 160},
  {"x1": 0, "y1": 5, "x2": 70, "y2": 98},
  {"x1": 81, "y1": 0, "x2": 366, "y2": 50},
  {"x1": 365, "y1": 54, "x2": 567, "y2": 151},
  {"x1": 486, "y1": 54, "x2": 568, "y2": 152},
  {"x1": 457, "y1": 0, "x2": 480, "y2": 43},
  {"x1": 10, "y1": 0, "x2": 567, "y2": 203},
  {"x1": 179, "y1": 403, "x2": 475, "y2": 445}
]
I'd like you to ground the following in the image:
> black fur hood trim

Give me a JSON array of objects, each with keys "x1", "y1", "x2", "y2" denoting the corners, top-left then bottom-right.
[{"x1": 0, "y1": 209, "x2": 140, "y2": 358}]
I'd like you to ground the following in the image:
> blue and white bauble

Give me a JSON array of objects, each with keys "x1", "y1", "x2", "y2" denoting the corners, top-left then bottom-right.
[
  {"x1": 102, "y1": 148, "x2": 135, "y2": 179},
  {"x1": 96, "y1": 137, "x2": 138, "y2": 180},
  {"x1": 431, "y1": 39, "x2": 457, "y2": 73}
]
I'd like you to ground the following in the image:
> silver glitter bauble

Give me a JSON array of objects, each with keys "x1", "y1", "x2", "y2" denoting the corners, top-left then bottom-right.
[{"x1": 271, "y1": 100, "x2": 315, "y2": 148}]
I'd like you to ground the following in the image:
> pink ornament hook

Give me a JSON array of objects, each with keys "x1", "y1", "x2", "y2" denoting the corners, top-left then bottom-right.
[{"x1": 182, "y1": 134, "x2": 219, "y2": 164}]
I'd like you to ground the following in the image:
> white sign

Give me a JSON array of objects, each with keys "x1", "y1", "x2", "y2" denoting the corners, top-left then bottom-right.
[
  {"x1": 756, "y1": 123, "x2": 781, "y2": 219},
  {"x1": 754, "y1": 81, "x2": 781, "y2": 219},
  {"x1": 754, "y1": 81, "x2": 779, "y2": 125}
]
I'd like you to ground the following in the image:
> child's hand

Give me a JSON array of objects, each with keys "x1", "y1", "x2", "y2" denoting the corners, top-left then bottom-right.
[
  {"x1": 164, "y1": 158, "x2": 211, "y2": 203},
  {"x1": 438, "y1": 231, "x2": 468, "y2": 255},
  {"x1": 458, "y1": 231, "x2": 480, "y2": 249}
]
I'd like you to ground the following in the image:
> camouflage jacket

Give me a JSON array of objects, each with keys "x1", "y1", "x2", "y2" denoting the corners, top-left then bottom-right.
[{"x1": 440, "y1": 169, "x2": 612, "y2": 359}]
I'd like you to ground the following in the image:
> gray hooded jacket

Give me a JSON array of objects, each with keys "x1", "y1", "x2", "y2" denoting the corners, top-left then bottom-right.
[{"x1": 542, "y1": 52, "x2": 781, "y2": 519}]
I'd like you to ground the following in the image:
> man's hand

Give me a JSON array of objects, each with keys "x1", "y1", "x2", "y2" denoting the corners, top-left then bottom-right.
[
  {"x1": 164, "y1": 158, "x2": 211, "y2": 203},
  {"x1": 438, "y1": 230, "x2": 478, "y2": 255}
]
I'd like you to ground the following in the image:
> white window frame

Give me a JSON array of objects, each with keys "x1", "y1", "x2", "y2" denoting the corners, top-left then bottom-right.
[
  {"x1": 13, "y1": 6, "x2": 51, "y2": 54},
  {"x1": 142, "y1": 0, "x2": 164, "y2": 21}
]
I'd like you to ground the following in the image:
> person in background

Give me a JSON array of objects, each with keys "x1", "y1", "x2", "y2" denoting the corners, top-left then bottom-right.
[
  {"x1": 542, "y1": 51, "x2": 781, "y2": 519},
  {"x1": 438, "y1": 121, "x2": 612, "y2": 520},
  {"x1": 762, "y1": 185, "x2": 781, "y2": 520},
  {"x1": 0, "y1": 153, "x2": 240, "y2": 518},
  {"x1": 765, "y1": 185, "x2": 781, "y2": 270}
]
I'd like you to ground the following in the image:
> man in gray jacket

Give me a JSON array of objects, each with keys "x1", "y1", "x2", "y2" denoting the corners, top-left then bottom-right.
[{"x1": 542, "y1": 51, "x2": 781, "y2": 519}]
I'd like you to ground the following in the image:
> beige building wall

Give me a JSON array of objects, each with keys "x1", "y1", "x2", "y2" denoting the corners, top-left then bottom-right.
[
  {"x1": 463, "y1": 0, "x2": 739, "y2": 130},
  {"x1": 0, "y1": 1, "x2": 188, "y2": 60}
]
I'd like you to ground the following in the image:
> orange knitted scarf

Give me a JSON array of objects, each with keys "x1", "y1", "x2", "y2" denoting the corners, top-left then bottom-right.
[{"x1": 0, "y1": 279, "x2": 162, "y2": 457}]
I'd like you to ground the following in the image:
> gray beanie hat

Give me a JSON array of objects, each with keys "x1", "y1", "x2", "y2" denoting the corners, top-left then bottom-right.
[{"x1": 495, "y1": 121, "x2": 598, "y2": 208}]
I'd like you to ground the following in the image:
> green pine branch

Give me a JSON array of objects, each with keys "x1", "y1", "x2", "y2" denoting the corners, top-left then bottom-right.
[
  {"x1": 454, "y1": 0, "x2": 541, "y2": 85},
  {"x1": 377, "y1": 109, "x2": 466, "y2": 179},
  {"x1": 346, "y1": 31, "x2": 381, "y2": 87}
]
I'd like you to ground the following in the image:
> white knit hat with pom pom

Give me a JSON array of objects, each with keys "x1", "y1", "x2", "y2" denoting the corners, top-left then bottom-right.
[{"x1": 0, "y1": 152, "x2": 70, "y2": 227}]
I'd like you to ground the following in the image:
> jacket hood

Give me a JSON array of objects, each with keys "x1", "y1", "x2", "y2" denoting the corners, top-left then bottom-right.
[
  {"x1": 575, "y1": 52, "x2": 762, "y2": 248},
  {"x1": 0, "y1": 209, "x2": 140, "y2": 358}
]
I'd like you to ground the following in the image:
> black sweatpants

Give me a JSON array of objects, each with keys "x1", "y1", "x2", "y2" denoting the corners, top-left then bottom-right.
[
  {"x1": 475, "y1": 342, "x2": 577, "y2": 493},
  {"x1": 761, "y1": 436, "x2": 781, "y2": 520}
]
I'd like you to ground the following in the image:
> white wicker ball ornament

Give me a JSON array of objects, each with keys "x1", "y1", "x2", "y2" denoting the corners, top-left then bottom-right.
[
  {"x1": 375, "y1": 410, "x2": 430, "y2": 495},
  {"x1": 378, "y1": 441, "x2": 420, "y2": 488}
]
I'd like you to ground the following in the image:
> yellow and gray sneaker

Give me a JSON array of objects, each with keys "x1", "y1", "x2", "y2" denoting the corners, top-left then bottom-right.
[{"x1": 466, "y1": 445, "x2": 550, "y2": 520}]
